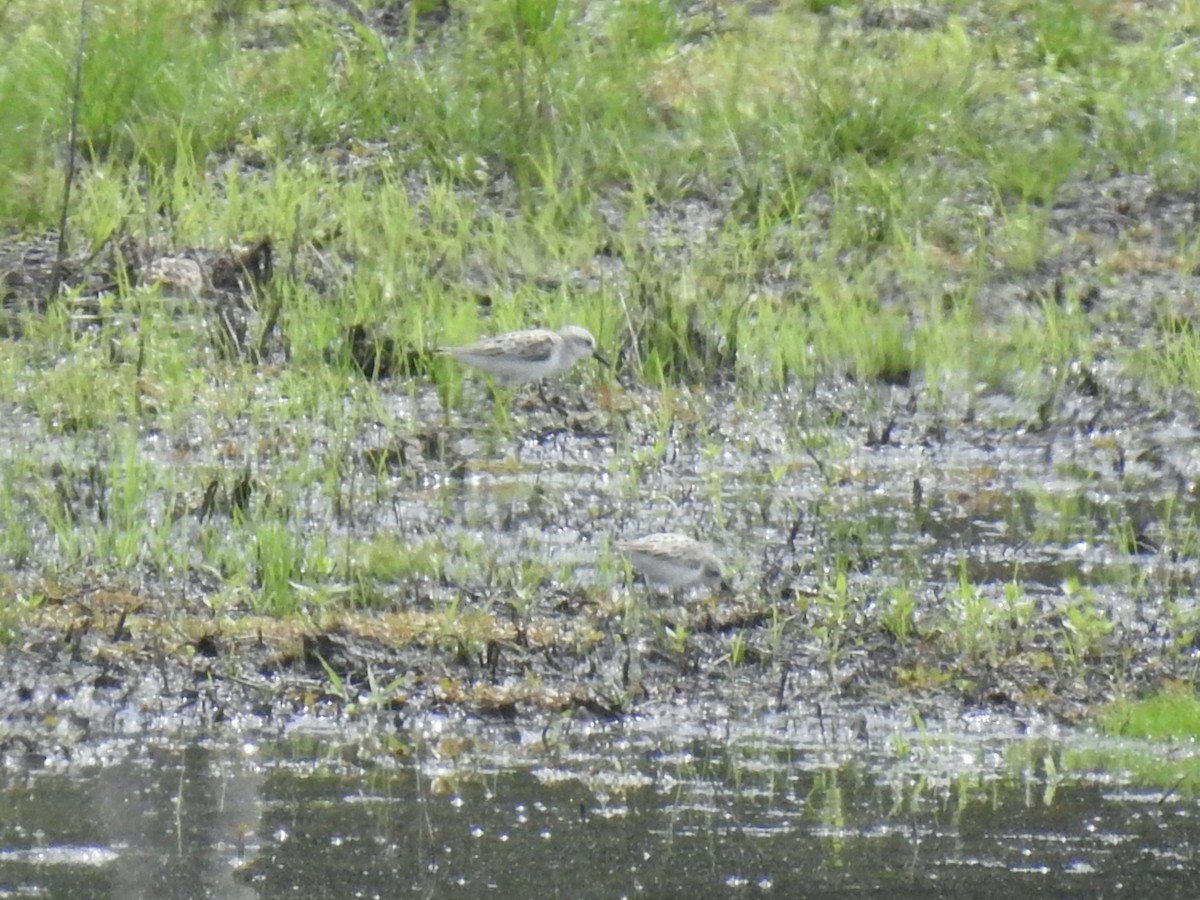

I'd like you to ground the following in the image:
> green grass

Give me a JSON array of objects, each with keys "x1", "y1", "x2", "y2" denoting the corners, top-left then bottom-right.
[
  {"x1": 1, "y1": 0, "x2": 1199, "y2": 702},
  {"x1": 5, "y1": 0, "x2": 1195, "y2": 391},
  {"x1": 1098, "y1": 685, "x2": 1200, "y2": 741}
]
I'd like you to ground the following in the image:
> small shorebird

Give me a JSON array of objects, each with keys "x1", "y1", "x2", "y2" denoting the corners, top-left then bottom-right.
[
  {"x1": 444, "y1": 324, "x2": 607, "y2": 384},
  {"x1": 615, "y1": 533, "x2": 727, "y2": 592}
]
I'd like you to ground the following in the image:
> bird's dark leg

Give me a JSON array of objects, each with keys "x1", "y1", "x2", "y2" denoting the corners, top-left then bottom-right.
[{"x1": 538, "y1": 379, "x2": 571, "y2": 416}]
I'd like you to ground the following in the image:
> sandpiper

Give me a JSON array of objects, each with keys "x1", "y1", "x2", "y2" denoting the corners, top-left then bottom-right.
[
  {"x1": 444, "y1": 324, "x2": 607, "y2": 383},
  {"x1": 615, "y1": 532, "x2": 727, "y2": 592}
]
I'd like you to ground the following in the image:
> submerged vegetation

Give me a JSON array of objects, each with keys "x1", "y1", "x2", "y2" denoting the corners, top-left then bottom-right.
[{"x1": 1, "y1": 0, "x2": 1200, "y2": 745}]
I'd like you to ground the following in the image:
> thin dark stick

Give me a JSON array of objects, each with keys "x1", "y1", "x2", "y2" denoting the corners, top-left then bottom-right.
[
  {"x1": 49, "y1": 0, "x2": 88, "y2": 306},
  {"x1": 256, "y1": 214, "x2": 295, "y2": 362}
]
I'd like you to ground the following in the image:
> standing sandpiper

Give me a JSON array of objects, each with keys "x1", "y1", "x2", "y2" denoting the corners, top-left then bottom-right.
[
  {"x1": 615, "y1": 532, "x2": 728, "y2": 592},
  {"x1": 444, "y1": 324, "x2": 608, "y2": 384}
]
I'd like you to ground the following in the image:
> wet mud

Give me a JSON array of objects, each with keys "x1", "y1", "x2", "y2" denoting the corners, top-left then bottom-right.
[{"x1": 3, "y1": 162, "x2": 1200, "y2": 764}]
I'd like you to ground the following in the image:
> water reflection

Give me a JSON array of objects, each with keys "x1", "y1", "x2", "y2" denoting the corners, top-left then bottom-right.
[
  {"x1": 0, "y1": 740, "x2": 261, "y2": 899},
  {"x1": 2, "y1": 721, "x2": 1199, "y2": 898}
]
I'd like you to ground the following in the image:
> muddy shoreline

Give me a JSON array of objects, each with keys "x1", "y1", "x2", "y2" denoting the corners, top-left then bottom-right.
[{"x1": 3, "y1": 360, "x2": 1196, "y2": 764}]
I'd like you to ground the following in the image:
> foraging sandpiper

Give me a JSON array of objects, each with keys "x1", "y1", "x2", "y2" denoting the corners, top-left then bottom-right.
[
  {"x1": 444, "y1": 324, "x2": 608, "y2": 383},
  {"x1": 615, "y1": 532, "x2": 727, "y2": 592}
]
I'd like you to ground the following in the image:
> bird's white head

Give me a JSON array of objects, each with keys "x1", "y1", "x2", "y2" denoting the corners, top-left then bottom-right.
[
  {"x1": 556, "y1": 324, "x2": 598, "y2": 362},
  {"x1": 556, "y1": 324, "x2": 612, "y2": 371}
]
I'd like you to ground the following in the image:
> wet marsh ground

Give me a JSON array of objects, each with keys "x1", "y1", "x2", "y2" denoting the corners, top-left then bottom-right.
[{"x1": 4, "y1": 0, "x2": 1200, "y2": 894}]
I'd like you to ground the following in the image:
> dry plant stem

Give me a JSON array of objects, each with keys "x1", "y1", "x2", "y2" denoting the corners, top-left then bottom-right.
[
  {"x1": 49, "y1": 0, "x2": 88, "y2": 307},
  {"x1": 256, "y1": 207, "x2": 300, "y2": 361}
]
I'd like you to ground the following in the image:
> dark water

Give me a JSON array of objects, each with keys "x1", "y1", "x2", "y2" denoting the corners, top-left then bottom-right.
[{"x1": 3, "y1": 712, "x2": 1199, "y2": 899}]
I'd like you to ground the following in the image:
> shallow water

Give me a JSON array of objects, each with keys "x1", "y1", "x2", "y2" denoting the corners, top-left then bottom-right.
[
  {"x1": 5, "y1": 378, "x2": 1200, "y2": 898},
  {"x1": 6, "y1": 301, "x2": 1200, "y2": 898},
  {"x1": 3, "y1": 708, "x2": 1199, "y2": 899}
]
